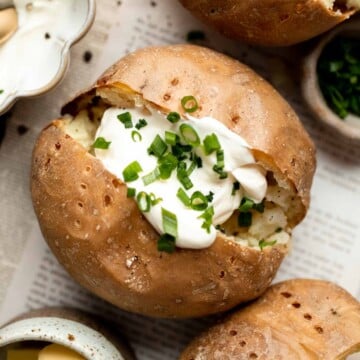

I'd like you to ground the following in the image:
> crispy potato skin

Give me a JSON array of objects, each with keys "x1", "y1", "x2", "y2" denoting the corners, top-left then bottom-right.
[
  {"x1": 32, "y1": 45, "x2": 314, "y2": 318},
  {"x1": 180, "y1": 279, "x2": 360, "y2": 359},
  {"x1": 179, "y1": 0, "x2": 355, "y2": 46},
  {"x1": 31, "y1": 123, "x2": 286, "y2": 318}
]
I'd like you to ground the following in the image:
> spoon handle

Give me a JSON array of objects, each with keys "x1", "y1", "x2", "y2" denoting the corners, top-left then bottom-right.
[{"x1": 0, "y1": 1, "x2": 15, "y2": 11}]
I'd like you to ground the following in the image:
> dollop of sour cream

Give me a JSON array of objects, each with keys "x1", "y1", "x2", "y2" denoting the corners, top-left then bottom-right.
[{"x1": 94, "y1": 107, "x2": 267, "y2": 250}]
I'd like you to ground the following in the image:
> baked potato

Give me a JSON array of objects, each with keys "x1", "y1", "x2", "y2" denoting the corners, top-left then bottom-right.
[
  {"x1": 31, "y1": 44, "x2": 315, "y2": 318},
  {"x1": 179, "y1": 0, "x2": 360, "y2": 46},
  {"x1": 180, "y1": 279, "x2": 360, "y2": 359}
]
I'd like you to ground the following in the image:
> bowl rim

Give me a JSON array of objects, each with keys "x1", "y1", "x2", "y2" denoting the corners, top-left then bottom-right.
[
  {"x1": 0, "y1": 0, "x2": 96, "y2": 115},
  {"x1": 302, "y1": 20, "x2": 360, "y2": 141}
]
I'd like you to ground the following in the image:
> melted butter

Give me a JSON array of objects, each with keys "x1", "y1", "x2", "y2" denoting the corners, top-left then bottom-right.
[{"x1": 94, "y1": 107, "x2": 267, "y2": 249}]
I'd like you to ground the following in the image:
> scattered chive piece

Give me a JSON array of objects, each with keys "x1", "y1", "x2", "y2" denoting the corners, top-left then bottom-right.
[
  {"x1": 148, "y1": 135, "x2": 168, "y2": 158},
  {"x1": 206, "y1": 191, "x2": 214, "y2": 202},
  {"x1": 177, "y1": 188, "x2": 190, "y2": 207},
  {"x1": 131, "y1": 130, "x2": 142, "y2": 142},
  {"x1": 259, "y1": 239, "x2": 277, "y2": 250},
  {"x1": 179, "y1": 124, "x2": 200, "y2": 147},
  {"x1": 190, "y1": 191, "x2": 208, "y2": 211},
  {"x1": 195, "y1": 154, "x2": 203, "y2": 168},
  {"x1": 239, "y1": 197, "x2": 254, "y2": 212},
  {"x1": 171, "y1": 143, "x2": 192, "y2": 160},
  {"x1": 199, "y1": 206, "x2": 214, "y2": 233},
  {"x1": 135, "y1": 118, "x2": 147, "y2": 130},
  {"x1": 149, "y1": 193, "x2": 163, "y2": 206},
  {"x1": 232, "y1": 181, "x2": 240, "y2": 195},
  {"x1": 165, "y1": 131, "x2": 179, "y2": 146},
  {"x1": 157, "y1": 234, "x2": 176, "y2": 253},
  {"x1": 136, "y1": 191, "x2": 151, "y2": 212},
  {"x1": 122, "y1": 161, "x2": 142, "y2": 182},
  {"x1": 203, "y1": 133, "x2": 221, "y2": 155},
  {"x1": 215, "y1": 224, "x2": 225, "y2": 233},
  {"x1": 213, "y1": 164, "x2": 228, "y2": 179},
  {"x1": 117, "y1": 112, "x2": 133, "y2": 128},
  {"x1": 177, "y1": 161, "x2": 193, "y2": 190},
  {"x1": 127, "y1": 187, "x2": 136, "y2": 198},
  {"x1": 167, "y1": 112, "x2": 181, "y2": 123},
  {"x1": 181, "y1": 95, "x2": 199, "y2": 113},
  {"x1": 275, "y1": 227, "x2": 283, "y2": 233},
  {"x1": 187, "y1": 158, "x2": 197, "y2": 176},
  {"x1": 253, "y1": 201, "x2": 265, "y2": 213},
  {"x1": 238, "y1": 212, "x2": 252, "y2": 227},
  {"x1": 142, "y1": 167, "x2": 160, "y2": 186},
  {"x1": 216, "y1": 149, "x2": 225, "y2": 168},
  {"x1": 0, "y1": 90, "x2": 4, "y2": 94},
  {"x1": 92, "y1": 137, "x2": 111, "y2": 149},
  {"x1": 162, "y1": 208, "x2": 178, "y2": 238},
  {"x1": 158, "y1": 153, "x2": 178, "y2": 179}
]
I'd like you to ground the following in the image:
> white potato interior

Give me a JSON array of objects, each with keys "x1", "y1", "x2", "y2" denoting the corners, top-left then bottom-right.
[{"x1": 322, "y1": 0, "x2": 360, "y2": 10}]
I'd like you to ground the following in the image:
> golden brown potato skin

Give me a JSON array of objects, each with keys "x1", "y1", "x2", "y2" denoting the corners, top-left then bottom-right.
[
  {"x1": 180, "y1": 279, "x2": 360, "y2": 359},
  {"x1": 32, "y1": 45, "x2": 315, "y2": 318},
  {"x1": 179, "y1": 0, "x2": 355, "y2": 46}
]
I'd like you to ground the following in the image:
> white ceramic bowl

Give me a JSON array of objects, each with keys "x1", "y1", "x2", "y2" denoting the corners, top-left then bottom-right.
[
  {"x1": 0, "y1": 0, "x2": 95, "y2": 115},
  {"x1": 0, "y1": 308, "x2": 135, "y2": 360},
  {"x1": 302, "y1": 20, "x2": 360, "y2": 141}
]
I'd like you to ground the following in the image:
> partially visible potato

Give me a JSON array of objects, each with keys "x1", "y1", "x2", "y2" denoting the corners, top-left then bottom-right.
[
  {"x1": 179, "y1": 0, "x2": 359, "y2": 46},
  {"x1": 180, "y1": 279, "x2": 360, "y2": 359}
]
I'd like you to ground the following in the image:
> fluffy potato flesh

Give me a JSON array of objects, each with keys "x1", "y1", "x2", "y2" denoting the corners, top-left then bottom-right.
[{"x1": 64, "y1": 100, "x2": 293, "y2": 251}]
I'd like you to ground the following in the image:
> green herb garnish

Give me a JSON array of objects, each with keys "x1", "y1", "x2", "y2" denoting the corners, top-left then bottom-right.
[
  {"x1": 179, "y1": 124, "x2": 200, "y2": 147},
  {"x1": 137, "y1": 191, "x2": 151, "y2": 212},
  {"x1": 0, "y1": 90, "x2": 4, "y2": 95},
  {"x1": 158, "y1": 153, "x2": 178, "y2": 179},
  {"x1": 232, "y1": 181, "x2": 240, "y2": 195},
  {"x1": 177, "y1": 188, "x2": 190, "y2": 207},
  {"x1": 181, "y1": 95, "x2": 198, "y2": 113},
  {"x1": 190, "y1": 191, "x2": 208, "y2": 211},
  {"x1": 122, "y1": 161, "x2": 142, "y2": 182},
  {"x1": 165, "y1": 131, "x2": 179, "y2": 146},
  {"x1": 199, "y1": 206, "x2": 214, "y2": 233},
  {"x1": 148, "y1": 135, "x2": 168, "y2": 157},
  {"x1": 177, "y1": 161, "x2": 193, "y2": 190},
  {"x1": 317, "y1": 36, "x2": 360, "y2": 119},
  {"x1": 135, "y1": 118, "x2": 147, "y2": 129},
  {"x1": 259, "y1": 239, "x2": 277, "y2": 250},
  {"x1": 117, "y1": 112, "x2": 133, "y2": 128},
  {"x1": 238, "y1": 212, "x2": 252, "y2": 227},
  {"x1": 167, "y1": 112, "x2": 180, "y2": 123},
  {"x1": 127, "y1": 187, "x2": 136, "y2": 198},
  {"x1": 157, "y1": 234, "x2": 176, "y2": 253},
  {"x1": 92, "y1": 137, "x2": 111, "y2": 149},
  {"x1": 142, "y1": 167, "x2": 160, "y2": 186},
  {"x1": 131, "y1": 130, "x2": 142, "y2": 142},
  {"x1": 203, "y1": 133, "x2": 221, "y2": 155},
  {"x1": 162, "y1": 208, "x2": 178, "y2": 238}
]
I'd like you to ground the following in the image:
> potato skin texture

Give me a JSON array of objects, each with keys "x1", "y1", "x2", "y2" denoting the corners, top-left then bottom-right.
[
  {"x1": 179, "y1": 0, "x2": 355, "y2": 46},
  {"x1": 180, "y1": 279, "x2": 360, "y2": 359},
  {"x1": 32, "y1": 45, "x2": 315, "y2": 318}
]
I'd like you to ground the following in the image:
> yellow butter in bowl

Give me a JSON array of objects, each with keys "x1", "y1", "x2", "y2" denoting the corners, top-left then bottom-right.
[
  {"x1": 7, "y1": 348, "x2": 40, "y2": 360},
  {"x1": 38, "y1": 344, "x2": 85, "y2": 360}
]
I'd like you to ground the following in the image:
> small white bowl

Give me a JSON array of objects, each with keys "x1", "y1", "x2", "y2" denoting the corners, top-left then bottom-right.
[
  {"x1": 0, "y1": 308, "x2": 135, "y2": 360},
  {"x1": 302, "y1": 20, "x2": 360, "y2": 141},
  {"x1": 0, "y1": 0, "x2": 95, "y2": 115}
]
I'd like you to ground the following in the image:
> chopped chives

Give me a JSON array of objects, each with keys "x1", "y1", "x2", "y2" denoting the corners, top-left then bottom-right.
[
  {"x1": 187, "y1": 158, "x2": 197, "y2": 176},
  {"x1": 195, "y1": 154, "x2": 203, "y2": 168},
  {"x1": 179, "y1": 124, "x2": 200, "y2": 147},
  {"x1": 149, "y1": 193, "x2": 163, "y2": 206},
  {"x1": 190, "y1": 191, "x2": 208, "y2": 211},
  {"x1": 177, "y1": 188, "x2": 190, "y2": 207},
  {"x1": 127, "y1": 187, "x2": 136, "y2": 198},
  {"x1": 117, "y1": 112, "x2": 133, "y2": 128},
  {"x1": 177, "y1": 161, "x2": 193, "y2": 189},
  {"x1": 167, "y1": 112, "x2": 181, "y2": 123},
  {"x1": 157, "y1": 234, "x2": 176, "y2": 253},
  {"x1": 0, "y1": 90, "x2": 4, "y2": 94},
  {"x1": 206, "y1": 191, "x2": 214, "y2": 202},
  {"x1": 122, "y1": 161, "x2": 142, "y2": 182},
  {"x1": 232, "y1": 182, "x2": 240, "y2": 195},
  {"x1": 253, "y1": 201, "x2": 265, "y2": 213},
  {"x1": 137, "y1": 191, "x2": 151, "y2": 212},
  {"x1": 239, "y1": 197, "x2": 254, "y2": 212},
  {"x1": 165, "y1": 131, "x2": 179, "y2": 146},
  {"x1": 216, "y1": 149, "x2": 225, "y2": 168},
  {"x1": 238, "y1": 212, "x2": 252, "y2": 227},
  {"x1": 162, "y1": 208, "x2": 178, "y2": 238},
  {"x1": 275, "y1": 227, "x2": 283, "y2": 233},
  {"x1": 135, "y1": 118, "x2": 147, "y2": 130},
  {"x1": 142, "y1": 167, "x2": 160, "y2": 186},
  {"x1": 181, "y1": 95, "x2": 199, "y2": 113},
  {"x1": 131, "y1": 130, "x2": 142, "y2": 142},
  {"x1": 158, "y1": 153, "x2": 178, "y2": 179},
  {"x1": 148, "y1": 135, "x2": 168, "y2": 157},
  {"x1": 199, "y1": 206, "x2": 214, "y2": 233},
  {"x1": 92, "y1": 137, "x2": 111, "y2": 149},
  {"x1": 259, "y1": 239, "x2": 277, "y2": 250},
  {"x1": 203, "y1": 133, "x2": 220, "y2": 155}
]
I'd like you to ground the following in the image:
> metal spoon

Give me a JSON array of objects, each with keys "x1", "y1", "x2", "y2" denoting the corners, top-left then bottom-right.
[{"x1": 0, "y1": 1, "x2": 17, "y2": 45}]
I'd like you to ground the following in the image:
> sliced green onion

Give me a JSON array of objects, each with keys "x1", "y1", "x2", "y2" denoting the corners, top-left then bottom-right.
[
  {"x1": 92, "y1": 137, "x2": 111, "y2": 149},
  {"x1": 215, "y1": 224, "x2": 225, "y2": 233},
  {"x1": 162, "y1": 208, "x2": 178, "y2": 238},
  {"x1": 142, "y1": 167, "x2": 160, "y2": 186},
  {"x1": 127, "y1": 187, "x2": 136, "y2": 198},
  {"x1": 259, "y1": 239, "x2": 277, "y2": 250},
  {"x1": 165, "y1": 131, "x2": 179, "y2": 146},
  {"x1": 206, "y1": 191, "x2": 214, "y2": 202},
  {"x1": 232, "y1": 182, "x2": 240, "y2": 195},
  {"x1": 117, "y1": 112, "x2": 133, "y2": 128},
  {"x1": 187, "y1": 158, "x2": 197, "y2": 176},
  {"x1": 122, "y1": 161, "x2": 142, "y2": 182},
  {"x1": 177, "y1": 161, "x2": 193, "y2": 190},
  {"x1": 149, "y1": 193, "x2": 162, "y2": 206},
  {"x1": 199, "y1": 206, "x2": 214, "y2": 233},
  {"x1": 158, "y1": 153, "x2": 178, "y2": 179},
  {"x1": 157, "y1": 234, "x2": 176, "y2": 253},
  {"x1": 179, "y1": 124, "x2": 200, "y2": 147},
  {"x1": 190, "y1": 191, "x2": 208, "y2": 211},
  {"x1": 216, "y1": 149, "x2": 225, "y2": 168},
  {"x1": 131, "y1": 130, "x2": 142, "y2": 142},
  {"x1": 275, "y1": 227, "x2": 283, "y2": 233},
  {"x1": 213, "y1": 165, "x2": 228, "y2": 179},
  {"x1": 195, "y1": 154, "x2": 203, "y2": 168},
  {"x1": 137, "y1": 191, "x2": 151, "y2": 212},
  {"x1": 253, "y1": 201, "x2": 265, "y2": 213},
  {"x1": 135, "y1": 118, "x2": 147, "y2": 130},
  {"x1": 238, "y1": 212, "x2": 252, "y2": 227},
  {"x1": 203, "y1": 133, "x2": 220, "y2": 155},
  {"x1": 171, "y1": 143, "x2": 192, "y2": 160},
  {"x1": 0, "y1": 90, "x2": 4, "y2": 94},
  {"x1": 239, "y1": 197, "x2": 254, "y2": 212},
  {"x1": 148, "y1": 135, "x2": 168, "y2": 158},
  {"x1": 177, "y1": 188, "x2": 190, "y2": 207},
  {"x1": 181, "y1": 95, "x2": 198, "y2": 113},
  {"x1": 167, "y1": 112, "x2": 180, "y2": 123}
]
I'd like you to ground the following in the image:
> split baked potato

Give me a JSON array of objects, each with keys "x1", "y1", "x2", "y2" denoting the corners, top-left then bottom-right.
[
  {"x1": 179, "y1": 0, "x2": 360, "y2": 46},
  {"x1": 31, "y1": 45, "x2": 315, "y2": 318},
  {"x1": 180, "y1": 279, "x2": 360, "y2": 359}
]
